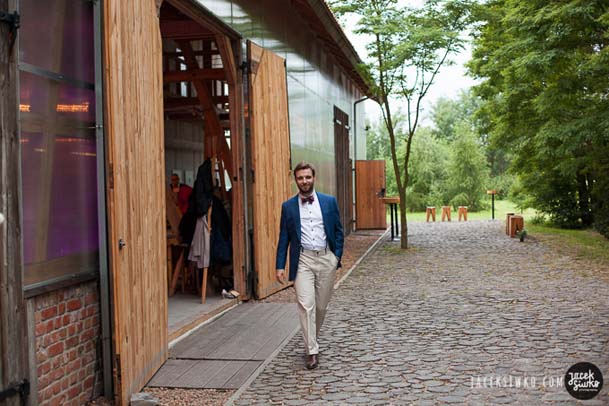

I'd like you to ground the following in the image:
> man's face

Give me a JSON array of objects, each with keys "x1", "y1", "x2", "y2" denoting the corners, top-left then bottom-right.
[
  {"x1": 294, "y1": 168, "x2": 315, "y2": 195},
  {"x1": 171, "y1": 175, "x2": 180, "y2": 187}
]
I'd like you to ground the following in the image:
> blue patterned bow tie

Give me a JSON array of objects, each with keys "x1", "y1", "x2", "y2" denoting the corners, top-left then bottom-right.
[{"x1": 301, "y1": 195, "x2": 314, "y2": 205}]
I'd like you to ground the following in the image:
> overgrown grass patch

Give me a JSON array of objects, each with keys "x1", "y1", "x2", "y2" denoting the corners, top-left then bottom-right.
[{"x1": 527, "y1": 224, "x2": 609, "y2": 264}]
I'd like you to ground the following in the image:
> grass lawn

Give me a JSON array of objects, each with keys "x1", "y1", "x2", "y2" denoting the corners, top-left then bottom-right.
[
  {"x1": 400, "y1": 200, "x2": 537, "y2": 223},
  {"x1": 389, "y1": 200, "x2": 609, "y2": 265},
  {"x1": 527, "y1": 224, "x2": 609, "y2": 264}
]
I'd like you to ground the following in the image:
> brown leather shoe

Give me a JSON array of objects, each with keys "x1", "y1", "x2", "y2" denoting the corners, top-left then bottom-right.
[{"x1": 306, "y1": 354, "x2": 318, "y2": 369}]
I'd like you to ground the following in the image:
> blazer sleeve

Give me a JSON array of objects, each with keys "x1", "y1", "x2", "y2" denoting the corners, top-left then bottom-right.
[
  {"x1": 275, "y1": 203, "x2": 289, "y2": 270},
  {"x1": 334, "y1": 197, "x2": 344, "y2": 260}
]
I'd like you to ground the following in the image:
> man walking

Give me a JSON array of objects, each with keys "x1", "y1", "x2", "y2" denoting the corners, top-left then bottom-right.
[{"x1": 276, "y1": 161, "x2": 344, "y2": 369}]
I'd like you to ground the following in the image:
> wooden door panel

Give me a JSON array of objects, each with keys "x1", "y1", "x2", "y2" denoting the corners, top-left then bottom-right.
[
  {"x1": 248, "y1": 41, "x2": 292, "y2": 299},
  {"x1": 356, "y1": 160, "x2": 387, "y2": 229},
  {"x1": 103, "y1": 1, "x2": 167, "y2": 403}
]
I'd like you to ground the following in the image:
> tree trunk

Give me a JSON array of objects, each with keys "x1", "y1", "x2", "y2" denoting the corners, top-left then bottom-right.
[{"x1": 398, "y1": 186, "x2": 408, "y2": 249}]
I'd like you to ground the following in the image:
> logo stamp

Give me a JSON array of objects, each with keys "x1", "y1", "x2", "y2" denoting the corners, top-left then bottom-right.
[{"x1": 565, "y1": 362, "x2": 603, "y2": 400}]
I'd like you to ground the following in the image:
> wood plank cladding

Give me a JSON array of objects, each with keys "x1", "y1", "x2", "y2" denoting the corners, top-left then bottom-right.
[
  {"x1": 248, "y1": 41, "x2": 293, "y2": 299},
  {"x1": 103, "y1": 0, "x2": 167, "y2": 403},
  {"x1": 0, "y1": 0, "x2": 29, "y2": 403},
  {"x1": 356, "y1": 160, "x2": 387, "y2": 230}
]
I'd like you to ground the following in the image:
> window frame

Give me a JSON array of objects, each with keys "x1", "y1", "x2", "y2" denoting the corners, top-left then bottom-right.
[{"x1": 21, "y1": 0, "x2": 108, "y2": 298}]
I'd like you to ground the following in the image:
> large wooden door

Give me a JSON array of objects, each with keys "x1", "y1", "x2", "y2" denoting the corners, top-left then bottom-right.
[
  {"x1": 248, "y1": 41, "x2": 292, "y2": 299},
  {"x1": 103, "y1": 1, "x2": 167, "y2": 404},
  {"x1": 0, "y1": 1, "x2": 29, "y2": 404},
  {"x1": 356, "y1": 160, "x2": 387, "y2": 229},
  {"x1": 334, "y1": 107, "x2": 352, "y2": 236}
]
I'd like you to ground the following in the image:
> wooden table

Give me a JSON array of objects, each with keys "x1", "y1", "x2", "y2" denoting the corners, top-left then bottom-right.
[{"x1": 382, "y1": 197, "x2": 400, "y2": 240}]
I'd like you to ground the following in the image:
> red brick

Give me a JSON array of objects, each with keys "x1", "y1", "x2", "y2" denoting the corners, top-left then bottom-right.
[
  {"x1": 51, "y1": 381, "x2": 61, "y2": 395},
  {"x1": 61, "y1": 377, "x2": 69, "y2": 390},
  {"x1": 48, "y1": 342, "x2": 64, "y2": 357},
  {"x1": 84, "y1": 292, "x2": 98, "y2": 305},
  {"x1": 68, "y1": 371, "x2": 78, "y2": 386},
  {"x1": 51, "y1": 356, "x2": 61, "y2": 369},
  {"x1": 58, "y1": 327, "x2": 67, "y2": 339},
  {"x1": 38, "y1": 362, "x2": 51, "y2": 377},
  {"x1": 66, "y1": 336, "x2": 79, "y2": 349},
  {"x1": 80, "y1": 328, "x2": 95, "y2": 342},
  {"x1": 43, "y1": 386, "x2": 55, "y2": 400},
  {"x1": 49, "y1": 366, "x2": 65, "y2": 382},
  {"x1": 36, "y1": 322, "x2": 48, "y2": 337},
  {"x1": 38, "y1": 374, "x2": 49, "y2": 389},
  {"x1": 58, "y1": 302, "x2": 66, "y2": 315},
  {"x1": 67, "y1": 358, "x2": 81, "y2": 372},
  {"x1": 67, "y1": 324, "x2": 76, "y2": 337},
  {"x1": 85, "y1": 306, "x2": 97, "y2": 317},
  {"x1": 50, "y1": 394, "x2": 65, "y2": 406},
  {"x1": 85, "y1": 341, "x2": 95, "y2": 352},
  {"x1": 83, "y1": 376, "x2": 95, "y2": 389},
  {"x1": 40, "y1": 306, "x2": 58, "y2": 321},
  {"x1": 67, "y1": 385, "x2": 81, "y2": 400},
  {"x1": 54, "y1": 317, "x2": 62, "y2": 329},
  {"x1": 63, "y1": 314, "x2": 71, "y2": 326},
  {"x1": 66, "y1": 299, "x2": 82, "y2": 312},
  {"x1": 66, "y1": 348, "x2": 78, "y2": 362},
  {"x1": 37, "y1": 350, "x2": 48, "y2": 364}
]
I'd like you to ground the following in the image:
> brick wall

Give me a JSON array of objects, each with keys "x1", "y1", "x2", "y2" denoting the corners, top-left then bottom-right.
[{"x1": 33, "y1": 281, "x2": 103, "y2": 406}]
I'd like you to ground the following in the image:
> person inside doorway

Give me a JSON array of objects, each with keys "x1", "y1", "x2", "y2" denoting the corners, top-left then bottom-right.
[{"x1": 170, "y1": 173, "x2": 193, "y2": 215}]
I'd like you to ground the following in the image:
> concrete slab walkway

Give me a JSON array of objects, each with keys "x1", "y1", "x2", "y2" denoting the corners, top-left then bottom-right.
[{"x1": 231, "y1": 220, "x2": 609, "y2": 405}]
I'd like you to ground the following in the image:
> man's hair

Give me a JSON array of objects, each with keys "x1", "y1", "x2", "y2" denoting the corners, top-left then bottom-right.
[{"x1": 293, "y1": 161, "x2": 316, "y2": 176}]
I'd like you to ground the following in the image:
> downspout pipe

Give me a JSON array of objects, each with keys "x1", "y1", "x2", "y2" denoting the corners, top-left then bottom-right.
[{"x1": 352, "y1": 96, "x2": 369, "y2": 232}]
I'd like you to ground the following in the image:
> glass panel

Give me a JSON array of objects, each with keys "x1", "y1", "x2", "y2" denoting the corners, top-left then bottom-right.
[{"x1": 20, "y1": 0, "x2": 95, "y2": 83}]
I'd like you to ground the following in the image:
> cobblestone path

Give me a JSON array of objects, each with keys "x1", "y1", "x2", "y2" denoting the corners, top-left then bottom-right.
[{"x1": 233, "y1": 220, "x2": 609, "y2": 405}]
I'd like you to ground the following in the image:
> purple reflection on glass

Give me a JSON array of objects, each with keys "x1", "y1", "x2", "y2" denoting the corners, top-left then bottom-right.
[
  {"x1": 20, "y1": 0, "x2": 95, "y2": 83},
  {"x1": 47, "y1": 136, "x2": 99, "y2": 259}
]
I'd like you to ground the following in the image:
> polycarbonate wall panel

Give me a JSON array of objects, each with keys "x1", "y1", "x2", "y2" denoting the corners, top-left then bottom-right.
[{"x1": 196, "y1": 0, "x2": 365, "y2": 196}]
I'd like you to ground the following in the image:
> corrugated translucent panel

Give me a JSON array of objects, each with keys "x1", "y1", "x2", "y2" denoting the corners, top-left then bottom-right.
[{"x1": 200, "y1": 0, "x2": 365, "y2": 195}]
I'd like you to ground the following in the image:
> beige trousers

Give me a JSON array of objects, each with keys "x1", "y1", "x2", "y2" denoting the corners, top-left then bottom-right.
[{"x1": 294, "y1": 248, "x2": 338, "y2": 355}]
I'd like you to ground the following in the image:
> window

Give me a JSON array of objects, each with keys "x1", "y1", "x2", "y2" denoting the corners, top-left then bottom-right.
[{"x1": 19, "y1": 0, "x2": 101, "y2": 288}]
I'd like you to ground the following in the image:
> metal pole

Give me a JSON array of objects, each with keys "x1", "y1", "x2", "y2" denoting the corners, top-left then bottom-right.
[{"x1": 492, "y1": 194, "x2": 495, "y2": 220}]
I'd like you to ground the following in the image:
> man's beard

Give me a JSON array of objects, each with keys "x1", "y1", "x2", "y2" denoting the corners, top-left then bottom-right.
[{"x1": 298, "y1": 183, "x2": 314, "y2": 195}]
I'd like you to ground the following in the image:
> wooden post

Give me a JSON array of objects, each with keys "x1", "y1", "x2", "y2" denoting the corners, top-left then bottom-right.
[
  {"x1": 425, "y1": 207, "x2": 436, "y2": 222},
  {"x1": 458, "y1": 206, "x2": 468, "y2": 221},
  {"x1": 1, "y1": 0, "x2": 30, "y2": 404},
  {"x1": 509, "y1": 215, "x2": 524, "y2": 238},
  {"x1": 505, "y1": 213, "x2": 515, "y2": 235},
  {"x1": 441, "y1": 206, "x2": 451, "y2": 221}
]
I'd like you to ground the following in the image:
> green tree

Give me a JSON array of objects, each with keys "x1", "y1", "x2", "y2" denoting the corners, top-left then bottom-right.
[
  {"x1": 331, "y1": 0, "x2": 473, "y2": 248},
  {"x1": 469, "y1": 0, "x2": 609, "y2": 236},
  {"x1": 445, "y1": 122, "x2": 490, "y2": 210}
]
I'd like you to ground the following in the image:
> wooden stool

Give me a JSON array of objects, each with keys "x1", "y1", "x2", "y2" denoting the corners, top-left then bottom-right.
[
  {"x1": 509, "y1": 215, "x2": 524, "y2": 238},
  {"x1": 441, "y1": 206, "x2": 451, "y2": 221},
  {"x1": 505, "y1": 213, "x2": 515, "y2": 235},
  {"x1": 425, "y1": 207, "x2": 436, "y2": 222},
  {"x1": 458, "y1": 206, "x2": 468, "y2": 221}
]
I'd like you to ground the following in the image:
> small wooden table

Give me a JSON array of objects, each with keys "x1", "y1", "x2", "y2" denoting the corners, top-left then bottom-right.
[{"x1": 382, "y1": 197, "x2": 400, "y2": 240}]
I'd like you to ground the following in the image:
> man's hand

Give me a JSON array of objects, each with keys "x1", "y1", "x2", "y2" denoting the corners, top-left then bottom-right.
[{"x1": 276, "y1": 269, "x2": 286, "y2": 284}]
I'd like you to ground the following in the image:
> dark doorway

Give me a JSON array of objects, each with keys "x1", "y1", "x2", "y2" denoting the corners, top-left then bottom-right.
[{"x1": 334, "y1": 106, "x2": 352, "y2": 236}]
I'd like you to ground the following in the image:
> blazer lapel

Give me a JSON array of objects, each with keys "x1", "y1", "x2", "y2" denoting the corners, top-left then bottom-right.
[
  {"x1": 318, "y1": 193, "x2": 331, "y2": 237},
  {"x1": 290, "y1": 196, "x2": 301, "y2": 241}
]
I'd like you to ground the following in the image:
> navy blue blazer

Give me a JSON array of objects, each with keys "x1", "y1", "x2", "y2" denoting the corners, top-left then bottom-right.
[{"x1": 276, "y1": 192, "x2": 344, "y2": 281}]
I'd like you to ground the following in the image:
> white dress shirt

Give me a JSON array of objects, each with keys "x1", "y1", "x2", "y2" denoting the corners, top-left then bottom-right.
[{"x1": 299, "y1": 190, "x2": 327, "y2": 250}]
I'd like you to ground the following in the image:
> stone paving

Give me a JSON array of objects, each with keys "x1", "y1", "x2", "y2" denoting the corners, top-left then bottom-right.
[{"x1": 233, "y1": 220, "x2": 609, "y2": 405}]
